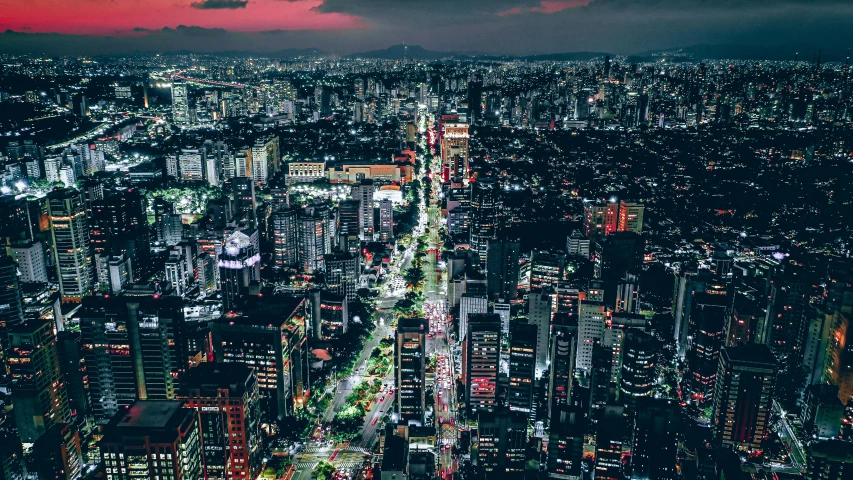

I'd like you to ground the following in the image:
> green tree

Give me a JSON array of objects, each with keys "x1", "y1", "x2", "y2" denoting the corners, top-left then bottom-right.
[{"x1": 312, "y1": 461, "x2": 336, "y2": 480}]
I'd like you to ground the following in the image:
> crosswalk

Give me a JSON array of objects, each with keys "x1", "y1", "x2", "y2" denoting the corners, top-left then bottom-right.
[
  {"x1": 335, "y1": 462, "x2": 364, "y2": 470},
  {"x1": 296, "y1": 462, "x2": 318, "y2": 469},
  {"x1": 295, "y1": 461, "x2": 365, "y2": 470}
]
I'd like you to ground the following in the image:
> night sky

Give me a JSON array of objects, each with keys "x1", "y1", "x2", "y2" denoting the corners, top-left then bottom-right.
[{"x1": 1, "y1": 0, "x2": 852, "y2": 56}]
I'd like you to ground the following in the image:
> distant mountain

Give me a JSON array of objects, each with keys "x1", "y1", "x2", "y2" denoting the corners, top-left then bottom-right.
[
  {"x1": 157, "y1": 48, "x2": 326, "y2": 59},
  {"x1": 519, "y1": 51, "x2": 612, "y2": 61},
  {"x1": 346, "y1": 44, "x2": 463, "y2": 60},
  {"x1": 637, "y1": 44, "x2": 849, "y2": 62}
]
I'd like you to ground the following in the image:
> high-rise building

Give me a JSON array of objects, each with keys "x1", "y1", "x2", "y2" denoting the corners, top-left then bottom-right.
[
  {"x1": 528, "y1": 291, "x2": 553, "y2": 379},
  {"x1": 251, "y1": 136, "x2": 279, "y2": 187},
  {"x1": 631, "y1": 398, "x2": 679, "y2": 480},
  {"x1": 440, "y1": 122, "x2": 470, "y2": 181},
  {"x1": 379, "y1": 198, "x2": 393, "y2": 241},
  {"x1": 486, "y1": 239, "x2": 520, "y2": 300},
  {"x1": 32, "y1": 423, "x2": 82, "y2": 480},
  {"x1": 323, "y1": 252, "x2": 358, "y2": 299},
  {"x1": 178, "y1": 148, "x2": 204, "y2": 181},
  {"x1": 594, "y1": 415, "x2": 626, "y2": 480},
  {"x1": 218, "y1": 231, "x2": 261, "y2": 312},
  {"x1": 508, "y1": 322, "x2": 537, "y2": 415},
  {"x1": 297, "y1": 205, "x2": 332, "y2": 275},
  {"x1": 806, "y1": 440, "x2": 853, "y2": 480},
  {"x1": 10, "y1": 241, "x2": 48, "y2": 283},
  {"x1": 48, "y1": 188, "x2": 95, "y2": 302},
  {"x1": 531, "y1": 250, "x2": 565, "y2": 293},
  {"x1": 459, "y1": 293, "x2": 488, "y2": 342},
  {"x1": 470, "y1": 179, "x2": 499, "y2": 268},
  {"x1": 99, "y1": 401, "x2": 202, "y2": 480},
  {"x1": 335, "y1": 199, "x2": 361, "y2": 253},
  {"x1": 711, "y1": 344, "x2": 777, "y2": 451},
  {"x1": 171, "y1": 80, "x2": 190, "y2": 126},
  {"x1": 764, "y1": 260, "x2": 811, "y2": 364},
  {"x1": 395, "y1": 317, "x2": 428, "y2": 425},
  {"x1": 56, "y1": 331, "x2": 90, "y2": 420},
  {"x1": 577, "y1": 281, "x2": 608, "y2": 376},
  {"x1": 181, "y1": 363, "x2": 262, "y2": 480},
  {"x1": 620, "y1": 330, "x2": 658, "y2": 400},
  {"x1": 8, "y1": 319, "x2": 70, "y2": 443},
  {"x1": 79, "y1": 296, "x2": 189, "y2": 422},
  {"x1": 210, "y1": 296, "x2": 310, "y2": 419},
  {"x1": 549, "y1": 317, "x2": 578, "y2": 421},
  {"x1": 593, "y1": 232, "x2": 644, "y2": 310},
  {"x1": 617, "y1": 201, "x2": 645, "y2": 234},
  {"x1": 270, "y1": 207, "x2": 298, "y2": 269},
  {"x1": 583, "y1": 201, "x2": 619, "y2": 242},
  {"x1": 548, "y1": 406, "x2": 585, "y2": 480},
  {"x1": 464, "y1": 313, "x2": 501, "y2": 413},
  {"x1": 801, "y1": 384, "x2": 843, "y2": 440},
  {"x1": 566, "y1": 230, "x2": 590, "y2": 258},
  {"x1": 0, "y1": 255, "x2": 24, "y2": 361},
  {"x1": 687, "y1": 292, "x2": 729, "y2": 406},
  {"x1": 476, "y1": 409, "x2": 527, "y2": 478},
  {"x1": 351, "y1": 180, "x2": 375, "y2": 240}
]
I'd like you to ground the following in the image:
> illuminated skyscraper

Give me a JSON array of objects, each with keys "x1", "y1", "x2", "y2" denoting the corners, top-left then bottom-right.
[
  {"x1": 464, "y1": 313, "x2": 501, "y2": 413},
  {"x1": 470, "y1": 179, "x2": 499, "y2": 269},
  {"x1": 218, "y1": 231, "x2": 261, "y2": 312},
  {"x1": 508, "y1": 322, "x2": 536, "y2": 415},
  {"x1": 48, "y1": 188, "x2": 95, "y2": 302},
  {"x1": 270, "y1": 207, "x2": 298, "y2": 269},
  {"x1": 171, "y1": 80, "x2": 189, "y2": 126}
]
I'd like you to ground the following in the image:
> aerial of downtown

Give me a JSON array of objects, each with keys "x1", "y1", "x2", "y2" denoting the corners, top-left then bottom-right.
[{"x1": 1, "y1": 1, "x2": 853, "y2": 480}]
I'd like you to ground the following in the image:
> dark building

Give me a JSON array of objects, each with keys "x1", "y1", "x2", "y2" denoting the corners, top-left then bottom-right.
[
  {"x1": 711, "y1": 344, "x2": 777, "y2": 451},
  {"x1": 181, "y1": 362, "x2": 262, "y2": 480},
  {"x1": 477, "y1": 409, "x2": 527, "y2": 478},
  {"x1": 99, "y1": 401, "x2": 202, "y2": 480},
  {"x1": 56, "y1": 331, "x2": 91, "y2": 420},
  {"x1": 806, "y1": 440, "x2": 853, "y2": 480},
  {"x1": 548, "y1": 316, "x2": 577, "y2": 421},
  {"x1": 210, "y1": 296, "x2": 310, "y2": 419},
  {"x1": 464, "y1": 313, "x2": 502, "y2": 414},
  {"x1": 631, "y1": 398, "x2": 679, "y2": 480},
  {"x1": 78, "y1": 295, "x2": 189, "y2": 422},
  {"x1": 595, "y1": 415, "x2": 625, "y2": 480},
  {"x1": 508, "y1": 322, "x2": 537, "y2": 415},
  {"x1": 470, "y1": 179, "x2": 500, "y2": 269},
  {"x1": 530, "y1": 250, "x2": 566, "y2": 293},
  {"x1": 31, "y1": 423, "x2": 82, "y2": 480},
  {"x1": 323, "y1": 252, "x2": 358, "y2": 299},
  {"x1": 0, "y1": 255, "x2": 24, "y2": 363},
  {"x1": 547, "y1": 406, "x2": 585, "y2": 480},
  {"x1": 89, "y1": 188, "x2": 151, "y2": 280},
  {"x1": 764, "y1": 259, "x2": 811, "y2": 364},
  {"x1": 395, "y1": 317, "x2": 428, "y2": 425},
  {"x1": 593, "y1": 232, "x2": 643, "y2": 309},
  {"x1": 8, "y1": 319, "x2": 70, "y2": 443},
  {"x1": 486, "y1": 239, "x2": 520, "y2": 300},
  {"x1": 687, "y1": 292, "x2": 729, "y2": 406}
]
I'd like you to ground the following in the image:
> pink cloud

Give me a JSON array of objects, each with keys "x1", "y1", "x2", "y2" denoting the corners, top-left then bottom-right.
[
  {"x1": 530, "y1": 0, "x2": 592, "y2": 14},
  {"x1": 499, "y1": 0, "x2": 591, "y2": 16}
]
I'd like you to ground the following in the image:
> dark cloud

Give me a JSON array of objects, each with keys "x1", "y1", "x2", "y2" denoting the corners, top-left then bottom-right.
[
  {"x1": 132, "y1": 27, "x2": 150, "y2": 32},
  {"x1": 190, "y1": 0, "x2": 248, "y2": 9},
  {"x1": 1, "y1": 0, "x2": 853, "y2": 57}
]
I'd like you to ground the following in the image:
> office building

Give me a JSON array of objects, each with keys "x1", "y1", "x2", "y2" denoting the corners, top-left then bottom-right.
[
  {"x1": 548, "y1": 406, "x2": 585, "y2": 480},
  {"x1": 531, "y1": 250, "x2": 565, "y2": 293},
  {"x1": 620, "y1": 330, "x2": 658, "y2": 400},
  {"x1": 99, "y1": 401, "x2": 202, "y2": 480},
  {"x1": 32, "y1": 423, "x2": 82, "y2": 480},
  {"x1": 476, "y1": 409, "x2": 527, "y2": 478},
  {"x1": 440, "y1": 122, "x2": 470, "y2": 181},
  {"x1": 48, "y1": 188, "x2": 95, "y2": 302},
  {"x1": 316, "y1": 291, "x2": 348, "y2": 340},
  {"x1": 323, "y1": 252, "x2": 358, "y2": 299},
  {"x1": 486, "y1": 239, "x2": 520, "y2": 300},
  {"x1": 594, "y1": 416, "x2": 625, "y2": 480},
  {"x1": 508, "y1": 322, "x2": 537, "y2": 415},
  {"x1": 0, "y1": 255, "x2": 24, "y2": 360},
  {"x1": 459, "y1": 293, "x2": 488, "y2": 341},
  {"x1": 210, "y1": 296, "x2": 310, "y2": 419},
  {"x1": 270, "y1": 207, "x2": 298, "y2": 269},
  {"x1": 528, "y1": 291, "x2": 553, "y2": 379},
  {"x1": 78, "y1": 295, "x2": 189, "y2": 422},
  {"x1": 351, "y1": 180, "x2": 375, "y2": 240},
  {"x1": 10, "y1": 241, "x2": 48, "y2": 283},
  {"x1": 711, "y1": 344, "x2": 777, "y2": 451},
  {"x1": 335, "y1": 199, "x2": 361, "y2": 253},
  {"x1": 687, "y1": 292, "x2": 729, "y2": 406},
  {"x1": 549, "y1": 317, "x2": 578, "y2": 421},
  {"x1": 470, "y1": 179, "x2": 500, "y2": 268},
  {"x1": 801, "y1": 384, "x2": 844, "y2": 440},
  {"x1": 181, "y1": 363, "x2": 262, "y2": 480},
  {"x1": 583, "y1": 201, "x2": 619, "y2": 242},
  {"x1": 464, "y1": 313, "x2": 501, "y2": 413},
  {"x1": 218, "y1": 231, "x2": 261, "y2": 312},
  {"x1": 764, "y1": 260, "x2": 811, "y2": 363},
  {"x1": 8, "y1": 319, "x2": 70, "y2": 443},
  {"x1": 577, "y1": 281, "x2": 607, "y2": 376},
  {"x1": 297, "y1": 205, "x2": 332, "y2": 275},
  {"x1": 379, "y1": 198, "x2": 394, "y2": 241},
  {"x1": 617, "y1": 201, "x2": 645, "y2": 234},
  {"x1": 631, "y1": 398, "x2": 679, "y2": 480},
  {"x1": 56, "y1": 331, "x2": 90, "y2": 420},
  {"x1": 171, "y1": 80, "x2": 190, "y2": 125},
  {"x1": 395, "y1": 317, "x2": 428, "y2": 425},
  {"x1": 594, "y1": 232, "x2": 644, "y2": 309},
  {"x1": 567, "y1": 230, "x2": 590, "y2": 258}
]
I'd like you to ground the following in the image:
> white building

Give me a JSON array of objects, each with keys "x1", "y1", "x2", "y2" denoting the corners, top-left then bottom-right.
[
  {"x1": 11, "y1": 241, "x2": 48, "y2": 283},
  {"x1": 576, "y1": 282, "x2": 608, "y2": 376},
  {"x1": 459, "y1": 293, "x2": 488, "y2": 341},
  {"x1": 527, "y1": 292, "x2": 553, "y2": 379}
]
